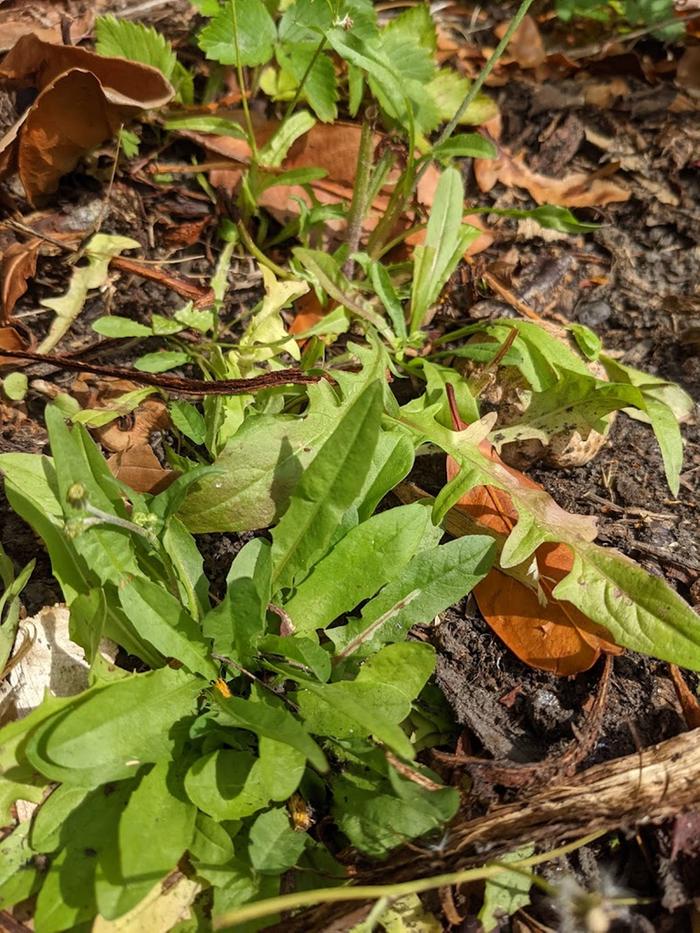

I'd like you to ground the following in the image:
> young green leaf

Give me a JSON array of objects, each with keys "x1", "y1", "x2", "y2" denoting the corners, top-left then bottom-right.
[
  {"x1": 92, "y1": 316, "x2": 152, "y2": 338},
  {"x1": 169, "y1": 400, "x2": 207, "y2": 445},
  {"x1": 431, "y1": 132, "x2": 497, "y2": 163},
  {"x1": 202, "y1": 537, "x2": 271, "y2": 663},
  {"x1": 332, "y1": 767, "x2": 458, "y2": 857},
  {"x1": 259, "y1": 111, "x2": 316, "y2": 168},
  {"x1": 248, "y1": 808, "x2": 307, "y2": 874},
  {"x1": 410, "y1": 167, "x2": 478, "y2": 332},
  {"x1": 118, "y1": 577, "x2": 218, "y2": 679},
  {"x1": 271, "y1": 379, "x2": 383, "y2": 589},
  {"x1": 134, "y1": 350, "x2": 189, "y2": 372},
  {"x1": 2, "y1": 371, "x2": 28, "y2": 401},
  {"x1": 278, "y1": 42, "x2": 339, "y2": 123},
  {"x1": 478, "y1": 844, "x2": 535, "y2": 932},
  {"x1": 283, "y1": 502, "x2": 436, "y2": 633}
]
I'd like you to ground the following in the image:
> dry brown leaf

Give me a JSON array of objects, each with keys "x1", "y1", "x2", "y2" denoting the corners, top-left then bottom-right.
[
  {"x1": 107, "y1": 443, "x2": 176, "y2": 495},
  {"x1": 494, "y1": 15, "x2": 546, "y2": 69},
  {"x1": 446, "y1": 405, "x2": 621, "y2": 675},
  {"x1": 0, "y1": 324, "x2": 30, "y2": 367},
  {"x1": 0, "y1": 1, "x2": 94, "y2": 52},
  {"x1": 676, "y1": 46, "x2": 700, "y2": 97},
  {"x1": 184, "y1": 117, "x2": 493, "y2": 251},
  {"x1": 0, "y1": 34, "x2": 174, "y2": 203},
  {"x1": 1, "y1": 237, "x2": 42, "y2": 320},
  {"x1": 474, "y1": 146, "x2": 630, "y2": 208}
]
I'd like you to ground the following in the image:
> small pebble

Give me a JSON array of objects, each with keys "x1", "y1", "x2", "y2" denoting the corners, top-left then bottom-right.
[{"x1": 576, "y1": 299, "x2": 612, "y2": 328}]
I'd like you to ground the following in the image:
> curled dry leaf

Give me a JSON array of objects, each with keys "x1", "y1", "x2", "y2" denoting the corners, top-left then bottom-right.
[
  {"x1": 1, "y1": 239, "x2": 41, "y2": 320},
  {"x1": 474, "y1": 146, "x2": 630, "y2": 208},
  {"x1": 0, "y1": 34, "x2": 174, "y2": 203},
  {"x1": 446, "y1": 405, "x2": 622, "y2": 675},
  {"x1": 494, "y1": 15, "x2": 546, "y2": 70},
  {"x1": 0, "y1": 0, "x2": 94, "y2": 52}
]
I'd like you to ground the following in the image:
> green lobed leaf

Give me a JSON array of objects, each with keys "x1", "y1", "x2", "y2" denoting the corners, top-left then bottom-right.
[
  {"x1": 259, "y1": 110, "x2": 316, "y2": 168},
  {"x1": 92, "y1": 315, "x2": 152, "y2": 338}
]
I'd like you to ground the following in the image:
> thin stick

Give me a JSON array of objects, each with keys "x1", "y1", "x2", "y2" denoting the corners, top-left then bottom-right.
[{"x1": 0, "y1": 348, "x2": 322, "y2": 396}]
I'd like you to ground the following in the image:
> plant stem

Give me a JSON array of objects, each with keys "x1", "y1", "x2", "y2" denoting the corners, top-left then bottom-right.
[
  {"x1": 236, "y1": 221, "x2": 293, "y2": 280},
  {"x1": 213, "y1": 830, "x2": 606, "y2": 928},
  {"x1": 230, "y1": 0, "x2": 258, "y2": 160},
  {"x1": 342, "y1": 108, "x2": 377, "y2": 278}
]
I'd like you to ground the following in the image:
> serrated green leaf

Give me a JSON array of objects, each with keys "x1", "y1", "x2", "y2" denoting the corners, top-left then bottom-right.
[
  {"x1": 198, "y1": 0, "x2": 276, "y2": 67},
  {"x1": 279, "y1": 43, "x2": 338, "y2": 122},
  {"x1": 96, "y1": 15, "x2": 177, "y2": 80},
  {"x1": 39, "y1": 234, "x2": 140, "y2": 354}
]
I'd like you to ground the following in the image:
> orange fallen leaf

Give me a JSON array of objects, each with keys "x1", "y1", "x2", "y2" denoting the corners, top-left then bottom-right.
[
  {"x1": 446, "y1": 395, "x2": 621, "y2": 675},
  {"x1": 474, "y1": 145, "x2": 630, "y2": 208},
  {"x1": 0, "y1": 34, "x2": 173, "y2": 203}
]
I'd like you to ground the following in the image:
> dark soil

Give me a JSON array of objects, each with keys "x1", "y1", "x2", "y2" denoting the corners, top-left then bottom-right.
[{"x1": 1, "y1": 3, "x2": 699, "y2": 930}]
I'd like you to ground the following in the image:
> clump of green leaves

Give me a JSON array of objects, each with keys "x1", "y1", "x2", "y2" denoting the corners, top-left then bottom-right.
[
  {"x1": 0, "y1": 346, "x2": 496, "y2": 926},
  {"x1": 555, "y1": 0, "x2": 683, "y2": 37}
]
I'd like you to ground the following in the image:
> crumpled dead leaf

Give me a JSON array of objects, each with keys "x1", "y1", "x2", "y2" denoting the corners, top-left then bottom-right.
[
  {"x1": 0, "y1": 33, "x2": 174, "y2": 203},
  {"x1": 446, "y1": 406, "x2": 622, "y2": 675},
  {"x1": 71, "y1": 375, "x2": 177, "y2": 494},
  {"x1": 0, "y1": 0, "x2": 94, "y2": 52},
  {"x1": 494, "y1": 15, "x2": 546, "y2": 70},
  {"x1": 1, "y1": 238, "x2": 42, "y2": 320},
  {"x1": 474, "y1": 145, "x2": 630, "y2": 208}
]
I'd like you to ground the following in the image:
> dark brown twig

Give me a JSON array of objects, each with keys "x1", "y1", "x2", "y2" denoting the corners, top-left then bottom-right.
[{"x1": 0, "y1": 348, "x2": 323, "y2": 396}]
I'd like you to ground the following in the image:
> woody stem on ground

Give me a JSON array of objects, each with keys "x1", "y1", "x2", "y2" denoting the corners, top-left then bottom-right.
[
  {"x1": 368, "y1": 0, "x2": 537, "y2": 260},
  {"x1": 342, "y1": 108, "x2": 377, "y2": 278}
]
